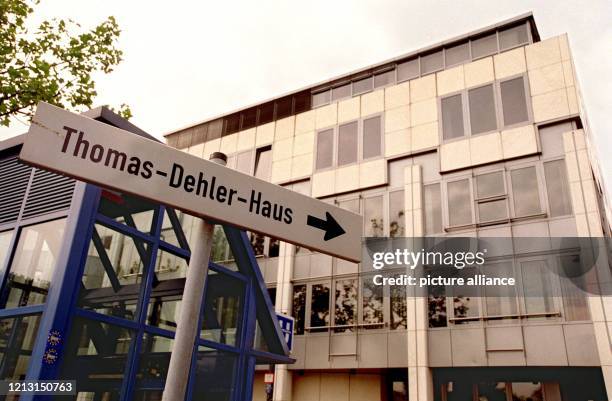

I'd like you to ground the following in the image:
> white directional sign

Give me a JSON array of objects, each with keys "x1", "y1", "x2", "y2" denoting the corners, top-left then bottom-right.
[{"x1": 20, "y1": 102, "x2": 362, "y2": 262}]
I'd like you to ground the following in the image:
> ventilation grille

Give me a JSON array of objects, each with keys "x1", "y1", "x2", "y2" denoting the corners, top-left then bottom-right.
[
  {"x1": 0, "y1": 156, "x2": 31, "y2": 225},
  {"x1": 22, "y1": 169, "x2": 75, "y2": 220}
]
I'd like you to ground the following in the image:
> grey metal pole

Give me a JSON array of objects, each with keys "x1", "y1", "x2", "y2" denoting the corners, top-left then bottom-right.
[{"x1": 161, "y1": 151, "x2": 227, "y2": 401}]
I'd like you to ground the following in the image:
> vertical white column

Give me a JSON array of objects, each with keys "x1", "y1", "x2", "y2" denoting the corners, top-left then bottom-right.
[
  {"x1": 162, "y1": 152, "x2": 227, "y2": 401},
  {"x1": 273, "y1": 241, "x2": 296, "y2": 401}
]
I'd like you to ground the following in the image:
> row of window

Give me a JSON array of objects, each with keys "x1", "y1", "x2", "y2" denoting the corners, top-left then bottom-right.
[
  {"x1": 312, "y1": 22, "x2": 531, "y2": 108},
  {"x1": 316, "y1": 115, "x2": 383, "y2": 170}
]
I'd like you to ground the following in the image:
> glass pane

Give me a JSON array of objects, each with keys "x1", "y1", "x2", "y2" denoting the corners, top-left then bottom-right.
[
  {"x1": 235, "y1": 151, "x2": 252, "y2": 174},
  {"x1": 146, "y1": 251, "x2": 188, "y2": 331},
  {"x1": 484, "y1": 262, "x2": 517, "y2": 323},
  {"x1": 192, "y1": 347, "x2": 238, "y2": 401},
  {"x1": 353, "y1": 76, "x2": 373, "y2": 95},
  {"x1": 544, "y1": 160, "x2": 572, "y2": 217},
  {"x1": 332, "y1": 83, "x2": 351, "y2": 101},
  {"x1": 499, "y1": 23, "x2": 529, "y2": 50},
  {"x1": 201, "y1": 272, "x2": 244, "y2": 346},
  {"x1": 98, "y1": 191, "x2": 156, "y2": 234},
  {"x1": 338, "y1": 121, "x2": 358, "y2": 166},
  {"x1": 560, "y1": 254, "x2": 590, "y2": 321},
  {"x1": 160, "y1": 209, "x2": 183, "y2": 249},
  {"x1": 445, "y1": 42, "x2": 469, "y2": 66},
  {"x1": 79, "y1": 224, "x2": 150, "y2": 319},
  {"x1": 389, "y1": 191, "x2": 405, "y2": 237},
  {"x1": 211, "y1": 225, "x2": 233, "y2": 263},
  {"x1": 292, "y1": 284, "x2": 306, "y2": 334},
  {"x1": 134, "y1": 390, "x2": 163, "y2": 401},
  {"x1": 441, "y1": 94, "x2": 465, "y2": 140},
  {"x1": 511, "y1": 167, "x2": 541, "y2": 217},
  {"x1": 420, "y1": 51, "x2": 443, "y2": 74},
  {"x1": 310, "y1": 283, "x2": 330, "y2": 331},
  {"x1": 0, "y1": 314, "x2": 41, "y2": 379},
  {"x1": 501, "y1": 77, "x2": 529, "y2": 126},
  {"x1": 334, "y1": 279, "x2": 357, "y2": 332},
  {"x1": 471, "y1": 33, "x2": 498, "y2": 59},
  {"x1": 4, "y1": 219, "x2": 65, "y2": 309},
  {"x1": 60, "y1": 318, "x2": 134, "y2": 395},
  {"x1": 362, "y1": 277, "x2": 383, "y2": 327},
  {"x1": 0, "y1": 230, "x2": 13, "y2": 270},
  {"x1": 137, "y1": 334, "x2": 173, "y2": 385},
  {"x1": 364, "y1": 196, "x2": 384, "y2": 237},
  {"x1": 476, "y1": 172, "x2": 505, "y2": 199},
  {"x1": 254, "y1": 147, "x2": 273, "y2": 181},
  {"x1": 390, "y1": 274, "x2": 407, "y2": 329},
  {"x1": 424, "y1": 184, "x2": 442, "y2": 235},
  {"x1": 374, "y1": 70, "x2": 395, "y2": 88},
  {"x1": 478, "y1": 199, "x2": 508, "y2": 222},
  {"x1": 522, "y1": 260, "x2": 555, "y2": 318},
  {"x1": 397, "y1": 59, "x2": 419, "y2": 82},
  {"x1": 477, "y1": 382, "x2": 507, "y2": 401},
  {"x1": 447, "y1": 179, "x2": 472, "y2": 226},
  {"x1": 453, "y1": 295, "x2": 480, "y2": 323},
  {"x1": 428, "y1": 286, "x2": 447, "y2": 327},
  {"x1": 363, "y1": 116, "x2": 382, "y2": 159},
  {"x1": 316, "y1": 129, "x2": 334, "y2": 170},
  {"x1": 468, "y1": 84, "x2": 497, "y2": 134},
  {"x1": 258, "y1": 102, "x2": 275, "y2": 125},
  {"x1": 312, "y1": 90, "x2": 330, "y2": 108},
  {"x1": 338, "y1": 198, "x2": 360, "y2": 214},
  {"x1": 511, "y1": 382, "x2": 542, "y2": 400}
]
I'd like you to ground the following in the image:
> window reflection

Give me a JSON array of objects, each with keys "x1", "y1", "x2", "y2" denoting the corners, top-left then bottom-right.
[
  {"x1": 192, "y1": 347, "x2": 237, "y2": 401},
  {"x1": 98, "y1": 190, "x2": 156, "y2": 234},
  {"x1": 0, "y1": 314, "x2": 41, "y2": 380},
  {"x1": 292, "y1": 285, "x2": 306, "y2": 335},
  {"x1": 334, "y1": 279, "x2": 357, "y2": 332},
  {"x1": 146, "y1": 251, "x2": 189, "y2": 331},
  {"x1": 390, "y1": 275, "x2": 407, "y2": 329},
  {"x1": 0, "y1": 230, "x2": 12, "y2": 270},
  {"x1": 362, "y1": 277, "x2": 383, "y2": 328},
  {"x1": 364, "y1": 196, "x2": 384, "y2": 237},
  {"x1": 4, "y1": 219, "x2": 65, "y2": 309},
  {"x1": 389, "y1": 191, "x2": 405, "y2": 238},
  {"x1": 310, "y1": 283, "x2": 330, "y2": 332},
  {"x1": 137, "y1": 334, "x2": 173, "y2": 385},
  {"x1": 201, "y1": 271, "x2": 244, "y2": 346}
]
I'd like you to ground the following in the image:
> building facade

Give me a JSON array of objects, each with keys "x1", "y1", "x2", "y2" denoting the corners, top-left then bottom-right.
[{"x1": 164, "y1": 13, "x2": 612, "y2": 401}]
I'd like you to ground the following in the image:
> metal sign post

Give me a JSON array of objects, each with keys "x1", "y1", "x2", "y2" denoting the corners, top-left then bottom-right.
[{"x1": 20, "y1": 102, "x2": 363, "y2": 262}]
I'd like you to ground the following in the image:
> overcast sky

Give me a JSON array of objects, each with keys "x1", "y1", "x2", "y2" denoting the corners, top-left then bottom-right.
[{"x1": 2, "y1": 0, "x2": 610, "y2": 185}]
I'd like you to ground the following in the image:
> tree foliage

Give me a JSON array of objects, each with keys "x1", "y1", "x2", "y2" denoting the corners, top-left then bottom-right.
[{"x1": 0, "y1": 0, "x2": 131, "y2": 126}]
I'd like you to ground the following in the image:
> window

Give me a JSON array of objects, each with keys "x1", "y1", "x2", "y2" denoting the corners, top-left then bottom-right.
[
  {"x1": 471, "y1": 33, "x2": 498, "y2": 59},
  {"x1": 544, "y1": 160, "x2": 572, "y2": 217},
  {"x1": 201, "y1": 272, "x2": 244, "y2": 346},
  {"x1": 559, "y1": 254, "x2": 590, "y2": 321},
  {"x1": 500, "y1": 76, "x2": 529, "y2": 126},
  {"x1": 420, "y1": 50, "x2": 443, "y2": 74},
  {"x1": 484, "y1": 262, "x2": 517, "y2": 323},
  {"x1": 312, "y1": 91, "x2": 331, "y2": 108},
  {"x1": 334, "y1": 279, "x2": 357, "y2": 332},
  {"x1": 397, "y1": 59, "x2": 419, "y2": 82},
  {"x1": 521, "y1": 260, "x2": 556, "y2": 318},
  {"x1": 445, "y1": 42, "x2": 469, "y2": 66},
  {"x1": 428, "y1": 286, "x2": 447, "y2": 327},
  {"x1": 364, "y1": 196, "x2": 384, "y2": 237},
  {"x1": 3, "y1": 219, "x2": 66, "y2": 309},
  {"x1": 254, "y1": 147, "x2": 272, "y2": 181},
  {"x1": 511, "y1": 167, "x2": 541, "y2": 217},
  {"x1": 353, "y1": 77, "x2": 373, "y2": 95},
  {"x1": 441, "y1": 94, "x2": 464, "y2": 140},
  {"x1": 374, "y1": 70, "x2": 395, "y2": 88},
  {"x1": 331, "y1": 83, "x2": 351, "y2": 101},
  {"x1": 275, "y1": 96, "x2": 293, "y2": 120},
  {"x1": 389, "y1": 191, "x2": 405, "y2": 237},
  {"x1": 362, "y1": 277, "x2": 383, "y2": 327},
  {"x1": 310, "y1": 283, "x2": 330, "y2": 331},
  {"x1": 390, "y1": 274, "x2": 407, "y2": 329},
  {"x1": 316, "y1": 129, "x2": 334, "y2": 170},
  {"x1": 499, "y1": 23, "x2": 529, "y2": 51},
  {"x1": 241, "y1": 107, "x2": 258, "y2": 130},
  {"x1": 453, "y1": 293, "x2": 480, "y2": 324},
  {"x1": 447, "y1": 179, "x2": 473, "y2": 227},
  {"x1": 338, "y1": 121, "x2": 358, "y2": 166},
  {"x1": 292, "y1": 284, "x2": 306, "y2": 334},
  {"x1": 468, "y1": 84, "x2": 497, "y2": 134},
  {"x1": 363, "y1": 116, "x2": 382, "y2": 159},
  {"x1": 475, "y1": 171, "x2": 508, "y2": 223},
  {"x1": 0, "y1": 230, "x2": 13, "y2": 269},
  {"x1": 424, "y1": 184, "x2": 442, "y2": 234}
]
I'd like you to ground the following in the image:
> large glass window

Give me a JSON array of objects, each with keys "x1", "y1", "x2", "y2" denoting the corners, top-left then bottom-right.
[
  {"x1": 447, "y1": 179, "x2": 472, "y2": 227},
  {"x1": 362, "y1": 277, "x2": 383, "y2": 328},
  {"x1": 316, "y1": 129, "x2": 334, "y2": 170},
  {"x1": 146, "y1": 252, "x2": 189, "y2": 331},
  {"x1": 424, "y1": 184, "x2": 442, "y2": 234},
  {"x1": 471, "y1": 33, "x2": 498, "y2": 59},
  {"x1": 0, "y1": 315, "x2": 41, "y2": 380},
  {"x1": 389, "y1": 191, "x2": 405, "y2": 238},
  {"x1": 484, "y1": 262, "x2": 518, "y2": 323},
  {"x1": 475, "y1": 172, "x2": 508, "y2": 223},
  {"x1": 420, "y1": 51, "x2": 443, "y2": 74},
  {"x1": 468, "y1": 84, "x2": 497, "y2": 134},
  {"x1": 397, "y1": 59, "x2": 419, "y2": 82},
  {"x1": 3, "y1": 219, "x2": 66, "y2": 309},
  {"x1": 201, "y1": 271, "x2": 244, "y2": 346},
  {"x1": 441, "y1": 94, "x2": 465, "y2": 140},
  {"x1": 338, "y1": 121, "x2": 358, "y2": 166},
  {"x1": 453, "y1": 294, "x2": 480, "y2": 324},
  {"x1": 544, "y1": 160, "x2": 572, "y2": 217},
  {"x1": 363, "y1": 116, "x2": 382, "y2": 159},
  {"x1": 511, "y1": 167, "x2": 541, "y2": 217},
  {"x1": 445, "y1": 42, "x2": 469, "y2": 66},
  {"x1": 500, "y1": 77, "x2": 529, "y2": 126},
  {"x1": 98, "y1": 191, "x2": 156, "y2": 234},
  {"x1": 390, "y1": 275, "x2": 407, "y2": 329},
  {"x1": 334, "y1": 279, "x2": 357, "y2": 332},
  {"x1": 310, "y1": 283, "x2": 330, "y2": 331},
  {"x1": 499, "y1": 24, "x2": 529, "y2": 51},
  {"x1": 559, "y1": 254, "x2": 590, "y2": 321},
  {"x1": 364, "y1": 196, "x2": 384, "y2": 237},
  {"x1": 192, "y1": 347, "x2": 238, "y2": 401},
  {"x1": 292, "y1": 284, "x2": 306, "y2": 335},
  {"x1": 521, "y1": 260, "x2": 556, "y2": 318}
]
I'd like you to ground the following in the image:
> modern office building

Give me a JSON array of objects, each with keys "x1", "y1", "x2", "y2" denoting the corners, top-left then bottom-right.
[
  {"x1": 163, "y1": 12, "x2": 612, "y2": 401},
  {"x1": 0, "y1": 108, "x2": 292, "y2": 401}
]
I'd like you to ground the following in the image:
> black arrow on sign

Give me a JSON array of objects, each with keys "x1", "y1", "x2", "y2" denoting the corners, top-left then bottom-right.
[{"x1": 307, "y1": 212, "x2": 346, "y2": 241}]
